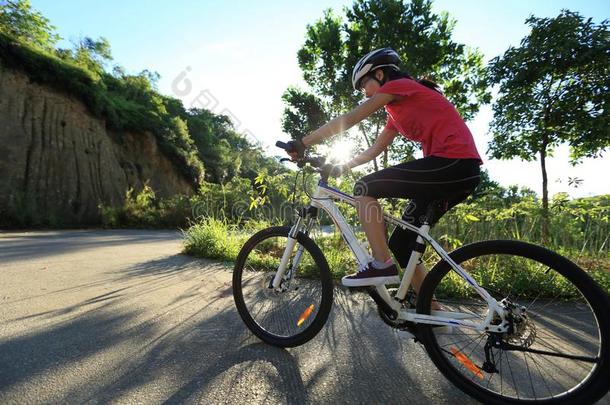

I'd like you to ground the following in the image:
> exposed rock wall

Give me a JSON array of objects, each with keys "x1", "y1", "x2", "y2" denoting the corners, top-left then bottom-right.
[{"x1": 0, "y1": 67, "x2": 194, "y2": 226}]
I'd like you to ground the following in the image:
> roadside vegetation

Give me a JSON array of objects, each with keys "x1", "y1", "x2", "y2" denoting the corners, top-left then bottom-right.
[{"x1": 2, "y1": 1, "x2": 608, "y2": 296}]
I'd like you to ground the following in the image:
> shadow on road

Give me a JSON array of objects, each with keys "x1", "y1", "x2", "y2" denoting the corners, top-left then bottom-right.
[
  {"x1": 0, "y1": 230, "x2": 180, "y2": 263},
  {"x1": 0, "y1": 232, "x2": 480, "y2": 404},
  {"x1": 164, "y1": 343, "x2": 308, "y2": 404},
  {"x1": 0, "y1": 306, "x2": 155, "y2": 392}
]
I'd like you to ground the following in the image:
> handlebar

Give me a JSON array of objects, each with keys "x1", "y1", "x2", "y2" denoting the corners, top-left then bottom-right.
[
  {"x1": 275, "y1": 141, "x2": 290, "y2": 150},
  {"x1": 275, "y1": 141, "x2": 326, "y2": 169}
]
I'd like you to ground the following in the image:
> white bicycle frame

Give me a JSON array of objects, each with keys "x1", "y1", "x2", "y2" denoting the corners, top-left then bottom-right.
[{"x1": 272, "y1": 180, "x2": 509, "y2": 333}]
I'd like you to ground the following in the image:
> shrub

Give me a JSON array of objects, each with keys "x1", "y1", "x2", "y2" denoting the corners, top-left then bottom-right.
[{"x1": 182, "y1": 217, "x2": 245, "y2": 261}]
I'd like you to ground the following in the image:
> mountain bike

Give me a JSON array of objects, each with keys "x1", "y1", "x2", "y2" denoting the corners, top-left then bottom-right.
[{"x1": 232, "y1": 141, "x2": 610, "y2": 404}]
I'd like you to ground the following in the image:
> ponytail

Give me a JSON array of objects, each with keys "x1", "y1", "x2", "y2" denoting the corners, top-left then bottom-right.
[
  {"x1": 417, "y1": 77, "x2": 443, "y2": 94},
  {"x1": 378, "y1": 67, "x2": 443, "y2": 94}
]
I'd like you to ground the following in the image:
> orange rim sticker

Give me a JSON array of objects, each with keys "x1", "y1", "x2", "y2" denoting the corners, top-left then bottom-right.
[
  {"x1": 450, "y1": 347, "x2": 484, "y2": 380},
  {"x1": 297, "y1": 304, "x2": 315, "y2": 327}
]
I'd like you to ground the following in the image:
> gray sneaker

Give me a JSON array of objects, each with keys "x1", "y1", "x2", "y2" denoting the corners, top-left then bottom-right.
[{"x1": 342, "y1": 262, "x2": 400, "y2": 287}]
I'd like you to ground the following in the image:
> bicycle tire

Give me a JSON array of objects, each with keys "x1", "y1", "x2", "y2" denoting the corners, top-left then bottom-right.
[
  {"x1": 416, "y1": 240, "x2": 610, "y2": 404},
  {"x1": 233, "y1": 226, "x2": 333, "y2": 348}
]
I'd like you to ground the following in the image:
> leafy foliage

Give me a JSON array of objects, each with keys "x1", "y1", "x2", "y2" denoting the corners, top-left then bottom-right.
[
  {"x1": 285, "y1": 0, "x2": 490, "y2": 168},
  {"x1": 281, "y1": 87, "x2": 329, "y2": 140},
  {"x1": 0, "y1": 0, "x2": 282, "y2": 188},
  {"x1": 180, "y1": 187, "x2": 609, "y2": 296},
  {"x1": 0, "y1": 31, "x2": 205, "y2": 182},
  {"x1": 487, "y1": 10, "x2": 610, "y2": 238},
  {"x1": 182, "y1": 188, "x2": 608, "y2": 299},
  {"x1": 185, "y1": 108, "x2": 285, "y2": 183},
  {"x1": 0, "y1": 0, "x2": 59, "y2": 51},
  {"x1": 56, "y1": 36, "x2": 114, "y2": 77},
  {"x1": 182, "y1": 217, "x2": 246, "y2": 261},
  {"x1": 98, "y1": 183, "x2": 195, "y2": 228},
  {"x1": 488, "y1": 10, "x2": 610, "y2": 163}
]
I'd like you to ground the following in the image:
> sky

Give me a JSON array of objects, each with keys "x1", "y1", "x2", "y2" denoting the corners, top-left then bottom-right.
[{"x1": 30, "y1": 0, "x2": 610, "y2": 198}]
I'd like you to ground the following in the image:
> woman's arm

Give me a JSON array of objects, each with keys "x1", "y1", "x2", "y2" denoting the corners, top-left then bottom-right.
[
  {"x1": 345, "y1": 127, "x2": 398, "y2": 169},
  {"x1": 301, "y1": 93, "x2": 396, "y2": 147}
]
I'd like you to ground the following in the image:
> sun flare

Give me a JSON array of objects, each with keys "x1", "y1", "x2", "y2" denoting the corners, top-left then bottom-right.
[{"x1": 320, "y1": 135, "x2": 359, "y2": 164}]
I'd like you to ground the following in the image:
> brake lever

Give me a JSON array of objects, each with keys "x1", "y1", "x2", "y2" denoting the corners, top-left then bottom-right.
[{"x1": 279, "y1": 156, "x2": 305, "y2": 167}]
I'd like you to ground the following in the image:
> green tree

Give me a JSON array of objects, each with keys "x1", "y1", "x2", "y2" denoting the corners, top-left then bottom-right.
[
  {"x1": 0, "y1": 0, "x2": 59, "y2": 50},
  {"x1": 185, "y1": 108, "x2": 274, "y2": 183},
  {"x1": 471, "y1": 169, "x2": 502, "y2": 200},
  {"x1": 488, "y1": 10, "x2": 610, "y2": 240},
  {"x1": 57, "y1": 36, "x2": 114, "y2": 76},
  {"x1": 286, "y1": 0, "x2": 490, "y2": 168},
  {"x1": 281, "y1": 86, "x2": 329, "y2": 140}
]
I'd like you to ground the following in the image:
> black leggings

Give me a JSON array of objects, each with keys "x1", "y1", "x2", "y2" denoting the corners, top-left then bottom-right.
[{"x1": 353, "y1": 156, "x2": 481, "y2": 267}]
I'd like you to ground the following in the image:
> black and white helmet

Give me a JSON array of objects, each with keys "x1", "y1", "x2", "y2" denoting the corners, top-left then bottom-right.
[{"x1": 352, "y1": 47, "x2": 401, "y2": 90}]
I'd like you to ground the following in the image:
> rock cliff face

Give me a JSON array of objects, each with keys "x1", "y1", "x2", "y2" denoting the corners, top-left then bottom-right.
[{"x1": 0, "y1": 67, "x2": 194, "y2": 226}]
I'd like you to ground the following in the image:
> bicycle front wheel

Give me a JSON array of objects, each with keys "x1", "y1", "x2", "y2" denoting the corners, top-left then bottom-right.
[
  {"x1": 232, "y1": 226, "x2": 333, "y2": 348},
  {"x1": 417, "y1": 240, "x2": 610, "y2": 404}
]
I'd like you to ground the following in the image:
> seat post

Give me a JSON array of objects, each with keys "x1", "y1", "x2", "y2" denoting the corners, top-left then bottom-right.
[{"x1": 396, "y1": 223, "x2": 430, "y2": 300}]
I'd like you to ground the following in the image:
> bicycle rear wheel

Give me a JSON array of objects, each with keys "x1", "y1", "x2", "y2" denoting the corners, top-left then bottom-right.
[
  {"x1": 417, "y1": 240, "x2": 610, "y2": 404},
  {"x1": 233, "y1": 226, "x2": 333, "y2": 348}
]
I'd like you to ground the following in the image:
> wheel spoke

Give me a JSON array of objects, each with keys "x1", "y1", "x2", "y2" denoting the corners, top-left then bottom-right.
[
  {"x1": 422, "y1": 242, "x2": 607, "y2": 402},
  {"x1": 502, "y1": 343, "x2": 599, "y2": 363},
  {"x1": 505, "y1": 350, "x2": 519, "y2": 399},
  {"x1": 233, "y1": 228, "x2": 332, "y2": 347},
  {"x1": 523, "y1": 352, "x2": 536, "y2": 399}
]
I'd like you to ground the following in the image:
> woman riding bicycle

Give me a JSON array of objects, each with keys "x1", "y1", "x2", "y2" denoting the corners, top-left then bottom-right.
[
  {"x1": 286, "y1": 47, "x2": 481, "y2": 292},
  {"x1": 241, "y1": 50, "x2": 610, "y2": 401}
]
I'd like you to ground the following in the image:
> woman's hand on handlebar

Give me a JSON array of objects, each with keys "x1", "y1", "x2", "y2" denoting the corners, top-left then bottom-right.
[{"x1": 285, "y1": 139, "x2": 306, "y2": 160}]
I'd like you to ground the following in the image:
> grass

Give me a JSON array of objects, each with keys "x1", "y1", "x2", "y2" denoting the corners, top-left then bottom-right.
[
  {"x1": 182, "y1": 218, "x2": 610, "y2": 298},
  {"x1": 428, "y1": 254, "x2": 609, "y2": 299},
  {"x1": 182, "y1": 217, "x2": 246, "y2": 262}
]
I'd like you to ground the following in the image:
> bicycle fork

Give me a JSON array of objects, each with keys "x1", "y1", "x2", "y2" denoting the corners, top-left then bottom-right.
[{"x1": 271, "y1": 215, "x2": 313, "y2": 289}]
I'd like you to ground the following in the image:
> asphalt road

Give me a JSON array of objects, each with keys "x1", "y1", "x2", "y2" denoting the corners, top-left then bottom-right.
[{"x1": 0, "y1": 230, "x2": 607, "y2": 404}]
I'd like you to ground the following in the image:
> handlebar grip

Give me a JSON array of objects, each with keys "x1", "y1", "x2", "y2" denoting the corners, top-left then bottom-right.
[{"x1": 275, "y1": 141, "x2": 289, "y2": 150}]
